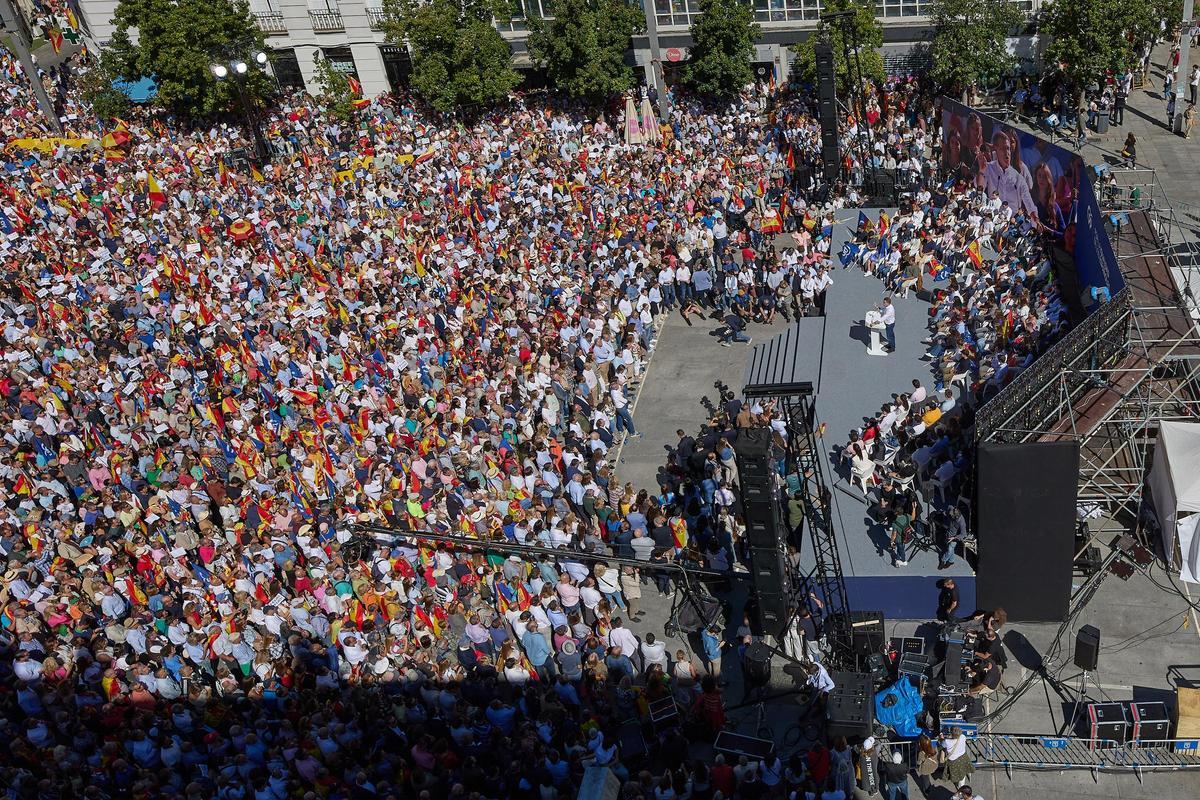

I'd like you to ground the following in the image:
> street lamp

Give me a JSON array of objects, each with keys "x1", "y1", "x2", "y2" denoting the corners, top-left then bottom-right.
[{"x1": 211, "y1": 51, "x2": 272, "y2": 165}]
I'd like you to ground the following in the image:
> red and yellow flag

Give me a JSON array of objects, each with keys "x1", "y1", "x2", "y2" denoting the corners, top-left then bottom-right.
[
  {"x1": 147, "y1": 173, "x2": 167, "y2": 209},
  {"x1": 966, "y1": 239, "x2": 983, "y2": 269}
]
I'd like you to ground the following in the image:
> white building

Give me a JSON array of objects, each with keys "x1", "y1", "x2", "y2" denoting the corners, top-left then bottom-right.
[{"x1": 72, "y1": 0, "x2": 1040, "y2": 98}]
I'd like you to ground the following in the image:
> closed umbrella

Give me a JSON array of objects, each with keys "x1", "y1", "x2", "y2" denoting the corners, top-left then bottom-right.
[
  {"x1": 624, "y1": 96, "x2": 643, "y2": 145},
  {"x1": 640, "y1": 96, "x2": 660, "y2": 145}
]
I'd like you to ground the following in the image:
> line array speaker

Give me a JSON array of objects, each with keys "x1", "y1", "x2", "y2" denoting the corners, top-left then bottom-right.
[
  {"x1": 814, "y1": 41, "x2": 840, "y2": 183},
  {"x1": 736, "y1": 429, "x2": 791, "y2": 637}
]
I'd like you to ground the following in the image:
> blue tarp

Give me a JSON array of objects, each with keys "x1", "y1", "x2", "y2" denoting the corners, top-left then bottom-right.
[{"x1": 875, "y1": 678, "x2": 924, "y2": 738}]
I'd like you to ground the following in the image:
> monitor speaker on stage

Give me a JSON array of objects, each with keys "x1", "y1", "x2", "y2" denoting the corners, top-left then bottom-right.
[
  {"x1": 1074, "y1": 625, "x2": 1100, "y2": 671},
  {"x1": 976, "y1": 442, "x2": 1079, "y2": 621}
]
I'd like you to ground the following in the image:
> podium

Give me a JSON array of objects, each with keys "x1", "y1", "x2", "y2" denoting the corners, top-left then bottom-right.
[{"x1": 865, "y1": 310, "x2": 888, "y2": 356}]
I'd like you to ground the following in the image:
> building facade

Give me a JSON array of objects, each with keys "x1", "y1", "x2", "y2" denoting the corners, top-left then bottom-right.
[{"x1": 73, "y1": 0, "x2": 1041, "y2": 98}]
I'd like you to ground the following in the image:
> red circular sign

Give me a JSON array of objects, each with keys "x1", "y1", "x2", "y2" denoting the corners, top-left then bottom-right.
[{"x1": 666, "y1": 48, "x2": 682, "y2": 63}]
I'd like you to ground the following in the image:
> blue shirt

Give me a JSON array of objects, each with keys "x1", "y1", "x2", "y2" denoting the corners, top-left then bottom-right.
[
  {"x1": 522, "y1": 630, "x2": 552, "y2": 667},
  {"x1": 702, "y1": 629, "x2": 723, "y2": 661}
]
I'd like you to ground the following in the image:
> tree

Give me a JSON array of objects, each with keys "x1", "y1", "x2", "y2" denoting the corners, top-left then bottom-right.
[
  {"x1": 382, "y1": 0, "x2": 522, "y2": 112},
  {"x1": 1040, "y1": 0, "x2": 1175, "y2": 88},
  {"x1": 683, "y1": 0, "x2": 761, "y2": 98},
  {"x1": 79, "y1": 54, "x2": 132, "y2": 123},
  {"x1": 790, "y1": 0, "x2": 883, "y2": 92},
  {"x1": 312, "y1": 55, "x2": 356, "y2": 122},
  {"x1": 928, "y1": 0, "x2": 1023, "y2": 95},
  {"x1": 526, "y1": 0, "x2": 643, "y2": 101},
  {"x1": 108, "y1": 0, "x2": 269, "y2": 118}
]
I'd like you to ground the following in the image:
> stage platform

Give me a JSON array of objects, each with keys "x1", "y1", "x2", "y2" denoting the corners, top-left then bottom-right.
[{"x1": 621, "y1": 211, "x2": 972, "y2": 619}]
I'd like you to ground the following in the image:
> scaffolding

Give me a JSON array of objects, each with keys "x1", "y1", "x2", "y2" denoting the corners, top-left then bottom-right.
[{"x1": 976, "y1": 170, "x2": 1200, "y2": 544}]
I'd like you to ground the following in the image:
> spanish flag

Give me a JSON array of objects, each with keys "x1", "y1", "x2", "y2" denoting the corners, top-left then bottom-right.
[
  {"x1": 670, "y1": 516, "x2": 689, "y2": 550},
  {"x1": 786, "y1": 146, "x2": 796, "y2": 171},
  {"x1": 250, "y1": 165, "x2": 265, "y2": 182},
  {"x1": 147, "y1": 173, "x2": 167, "y2": 209},
  {"x1": 290, "y1": 388, "x2": 318, "y2": 405},
  {"x1": 13, "y1": 473, "x2": 31, "y2": 495},
  {"x1": 966, "y1": 239, "x2": 983, "y2": 269},
  {"x1": 414, "y1": 606, "x2": 439, "y2": 636},
  {"x1": 878, "y1": 210, "x2": 890, "y2": 237},
  {"x1": 48, "y1": 28, "x2": 64, "y2": 54}
]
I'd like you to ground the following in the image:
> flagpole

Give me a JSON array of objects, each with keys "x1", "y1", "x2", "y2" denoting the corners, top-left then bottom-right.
[{"x1": 0, "y1": 0, "x2": 63, "y2": 134}]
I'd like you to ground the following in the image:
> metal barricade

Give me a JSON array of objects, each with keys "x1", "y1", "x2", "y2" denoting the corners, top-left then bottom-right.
[{"x1": 965, "y1": 734, "x2": 1200, "y2": 780}]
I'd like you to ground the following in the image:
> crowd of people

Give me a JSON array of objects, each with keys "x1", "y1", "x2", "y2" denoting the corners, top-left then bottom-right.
[
  {"x1": 0, "y1": 23, "x2": 940, "y2": 798},
  {"x1": 0, "y1": 0, "x2": 1081, "y2": 793}
]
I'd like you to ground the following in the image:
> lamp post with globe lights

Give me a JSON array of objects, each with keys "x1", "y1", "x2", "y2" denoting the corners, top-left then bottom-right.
[{"x1": 211, "y1": 51, "x2": 272, "y2": 165}]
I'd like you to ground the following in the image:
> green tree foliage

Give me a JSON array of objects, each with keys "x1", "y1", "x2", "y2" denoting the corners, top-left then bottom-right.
[
  {"x1": 1041, "y1": 0, "x2": 1181, "y2": 87},
  {"x1": 382, "y1": 0, "x2": 522, "y2": 112},
  {"x1": 928, "y1": 0, "x2": 1023, "y2": 94},
  {"x1": 526, "y1": 0, "x2": 643, "y2": 101},
  {"x1": 79, "y1": 54, "x2": 132, "y2": 123},
  {"x1": 790, "y1": 0, "x2": 883, "y2": 92},
  {"x1": 683, "y1": 0, "x2": 761, "y2": 98},
  {"x1": 108, "y1": 0, "x2": 269, "y2": 117},
  {"x1": 312, "y1": 55, "x2": 355, "y2": 122}
]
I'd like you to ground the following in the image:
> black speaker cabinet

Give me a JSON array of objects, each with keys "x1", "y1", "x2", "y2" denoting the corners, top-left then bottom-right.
[
  {"x1": 849, "y1": 611, "x2": 885, "y2": 657},
  {"x1": 1073, "y1": 625, "x2": 1100, "y2": 671},
  {"x1": 827, "y1": 672, "x2": 874, "y2": 739},
  {"x1": 1128, "y1": 701, "x2": 1170, "y2": 742},
  {"x1": 1087, "y1": 702, "x2": 1128, "y2": 746}
]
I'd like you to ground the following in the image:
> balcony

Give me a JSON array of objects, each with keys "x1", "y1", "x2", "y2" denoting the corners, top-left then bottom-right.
[
  {"x1": 367, "y1": 8, "x2": 386, "y2": 29},
  {"x1": 255, "y1": 11, "x2": 287, "y2": 34},
  {"x1": 309, "y1": 10, "x2": 346, "y2": 31}
]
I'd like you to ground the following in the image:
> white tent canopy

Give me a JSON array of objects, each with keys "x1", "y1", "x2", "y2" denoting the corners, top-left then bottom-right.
[{"x1": 1147, "y1": 420, "x2": 1200, "y2": 583}]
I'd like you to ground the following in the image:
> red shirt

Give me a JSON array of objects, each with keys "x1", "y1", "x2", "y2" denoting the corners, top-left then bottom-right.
[{"x1": 711, "y1": 763, "x2": 735, "y2": 797}]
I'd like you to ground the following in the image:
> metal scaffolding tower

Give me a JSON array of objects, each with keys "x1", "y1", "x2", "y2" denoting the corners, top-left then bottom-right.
[
  {"x1": 975, "y1": 167, "x2": 1200, "y2": 549},
  {"x1": 743, "y1": 383, "x2": 855, "y2": 671}
]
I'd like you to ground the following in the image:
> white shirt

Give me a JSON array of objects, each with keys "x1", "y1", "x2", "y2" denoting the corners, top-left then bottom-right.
[
  {"x1": 641, "y1": 640, "x2": 668, "y2": 668},
  {"x1": 983, "y1": 160, "x2": 1037, "y2": 215},
  {"x1": 807, "y1": 663, "x2": 836, "y2": 694},
  {"x1": 880, "y1": 304, "x2": 896, "y2": 325},
  {"x1": 609, "y1": 625, "x2": 639, "y2": 657}
]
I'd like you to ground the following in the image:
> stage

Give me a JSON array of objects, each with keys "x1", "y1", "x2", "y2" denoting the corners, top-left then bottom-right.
[{"x1": 619, "y1": 211, "x2": 971, "y2": 618}]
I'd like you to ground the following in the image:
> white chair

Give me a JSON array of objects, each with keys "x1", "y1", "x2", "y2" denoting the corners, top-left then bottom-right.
[
  {"x1": 874, "y1": 445, "x2": 899, "y2": 469},
  {"x1": 851, "y1": 455, "x2": 878, "y2": 496}
]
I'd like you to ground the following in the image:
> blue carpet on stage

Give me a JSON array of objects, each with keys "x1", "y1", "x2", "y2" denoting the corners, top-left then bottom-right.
[
  {"x1": 844, "y1": 575, "x2": 976, "y2": 621},
  {"x1": 801, "y1": 212, "x2": 971, "y2": 580}
]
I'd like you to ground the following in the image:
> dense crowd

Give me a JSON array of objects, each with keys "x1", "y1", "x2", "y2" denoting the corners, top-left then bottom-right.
[
  {"x1": 0, "y1": 4, "x2": 1061, "y2": 793},
  {"x1": 0, "y1": 26, "x2": 867, "y2": 797}
]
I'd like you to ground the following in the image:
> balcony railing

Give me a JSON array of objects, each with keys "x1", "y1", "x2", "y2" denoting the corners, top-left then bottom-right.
[
  {"x1": 309, "y1": 10, "x2": 346, "y2": 31},
  {"x1": 254, "y1": 11, "x2": 287, "y2": 34},
  {"x1": 367, "y1": 8, "x2": 386, "y2": 29}
]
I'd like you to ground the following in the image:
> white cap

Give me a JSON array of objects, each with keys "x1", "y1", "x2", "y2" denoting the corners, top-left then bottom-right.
[{"x1": 863, "y1": 737, "x2": 876, "y2": 750}]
